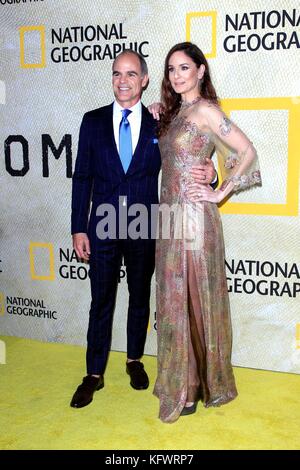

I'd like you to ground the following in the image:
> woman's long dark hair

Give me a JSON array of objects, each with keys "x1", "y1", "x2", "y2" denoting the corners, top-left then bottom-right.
[{"x1": 158, "y1": 42, "x2": 219, "y2": 137}]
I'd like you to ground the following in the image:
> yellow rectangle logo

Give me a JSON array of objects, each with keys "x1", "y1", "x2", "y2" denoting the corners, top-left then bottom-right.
[
  {"x1": 0, "y1": 293, "x2": 5, "y2": 316},
  {"x1": 19, "y1": 25, "x2": 46, "y2": 69},
  {"x1": 29, "y1": 242, "x2": 55, "y2": 281},
  {"x1": 186, "y1": 11, "x2": 217, "y2": 58},
  {"x1": 219, "y1": 97, "x2": 300, "y2": 216},
  {"x1": 296, "y1": 324, "x2": 300, "y2": 349},
  {"x1": 0, "y1": 340, "x2": 6, "y2": 365}
]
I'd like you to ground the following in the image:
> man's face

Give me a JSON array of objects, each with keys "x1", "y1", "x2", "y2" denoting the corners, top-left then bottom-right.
[{"x1": 112, "y1": 53, "x2": 148, "y2": 108}]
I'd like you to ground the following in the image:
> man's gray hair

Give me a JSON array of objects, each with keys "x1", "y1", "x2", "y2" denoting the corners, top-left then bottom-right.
[{"x1": 113, "y1": 49, "x2": 148, "y2": 76}]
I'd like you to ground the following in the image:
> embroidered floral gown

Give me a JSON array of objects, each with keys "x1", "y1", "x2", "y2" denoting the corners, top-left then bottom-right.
[{"x1": 153, "y1": 101, "x2": 261, "y2": 423}]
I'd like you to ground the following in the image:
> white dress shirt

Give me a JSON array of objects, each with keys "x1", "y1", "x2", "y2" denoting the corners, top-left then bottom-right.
[{"x1": 113, "y1": 100, "x2": 142, "y2": 154}]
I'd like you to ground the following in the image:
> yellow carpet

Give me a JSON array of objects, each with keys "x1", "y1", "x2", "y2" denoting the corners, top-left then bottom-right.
[{"x1": 0, "y1": 335, "x2": 299, "y2": 450}]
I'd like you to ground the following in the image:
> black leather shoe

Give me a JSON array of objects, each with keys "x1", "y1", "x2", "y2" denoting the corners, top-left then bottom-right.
[
  {"x1": 70, "y1": 375, "x2": 104, "y2": 408},
  {"x1": 126, "y1": 361, "x2": 149, "y2": 390},
  {"x1": 180, "y1": 402, "x2": 198, "y2": 416}
]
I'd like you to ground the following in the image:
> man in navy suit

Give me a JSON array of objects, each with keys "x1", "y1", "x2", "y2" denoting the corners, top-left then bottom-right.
[{"x1": 70, "y1": 50, "x2": 216, "y2": 408}]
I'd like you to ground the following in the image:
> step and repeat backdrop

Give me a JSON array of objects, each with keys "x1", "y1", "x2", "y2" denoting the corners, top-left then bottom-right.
[{"x1": 0, "y1": 0, "x2": 299, "y2": 373}]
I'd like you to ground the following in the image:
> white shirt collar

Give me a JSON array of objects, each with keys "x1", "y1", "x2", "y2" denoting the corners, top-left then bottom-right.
[{"x1": 113, "y1": 100, "x2": 142, "y2": 118}]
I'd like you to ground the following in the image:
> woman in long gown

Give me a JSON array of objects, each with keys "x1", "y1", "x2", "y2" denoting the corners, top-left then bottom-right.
[{"x1": 153, "y1": 42, "x2": 262, "y2": 423}]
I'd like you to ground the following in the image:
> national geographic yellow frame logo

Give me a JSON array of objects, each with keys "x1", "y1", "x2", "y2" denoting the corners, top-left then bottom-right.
[
  {"x1": 219, "y1": 97, "x2": 300, "y2": 216},
  {"x1": 29, "y1": 242, "x2": 55, "y2": 281},
  {"x1": 19, "y1": 25, "x2": 46, "y2": 69},
  {"x1": 186, "y1": 11, "x2": 217, "y2": 58},
  {"x1": 296, "y1": 323, "x2": 300, "y2": 349},
  {"x1": 0, "y1": 293, "x2": 5, "y2": 316},
  {"x1": 0, "y1": 340, "x2": 5, "y2": 365}
]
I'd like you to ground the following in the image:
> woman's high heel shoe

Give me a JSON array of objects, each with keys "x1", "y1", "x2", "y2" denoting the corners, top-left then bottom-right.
[{"x1": 180, "y1": 402, "x2": 198, "y2": 416}]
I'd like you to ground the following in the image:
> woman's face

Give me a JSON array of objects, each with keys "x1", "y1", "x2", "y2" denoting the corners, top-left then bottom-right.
[{"x1": 167, "y1": 50, "x2": 204, "y2": 96}]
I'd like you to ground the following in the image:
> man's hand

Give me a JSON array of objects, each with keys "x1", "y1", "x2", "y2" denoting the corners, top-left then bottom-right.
[
  {"x1": 186, "y1": 158, "x2": 219, "y2": 203},
  {"x1": 73, "y1": 233, "x2": 90, "y2": 261},
  {"x1": 189, "y1": 158, "x2": 217, "y2": 185},
  {"x1": 147, "y1": 102, "x2": 163, "y2": 120}
]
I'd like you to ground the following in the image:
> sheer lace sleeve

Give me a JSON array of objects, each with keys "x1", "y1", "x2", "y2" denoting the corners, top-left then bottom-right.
[{"x1": 206, "y1": 105, "x2": 262, "y2": 192}]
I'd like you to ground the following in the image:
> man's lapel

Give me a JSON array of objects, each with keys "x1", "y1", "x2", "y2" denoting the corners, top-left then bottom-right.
[
  {"x1": 127, "y1": 104, "x2": 154, "y2": 176},
  {"x1": 102, "y1": 103, "x2": 125, "y2": 177}
]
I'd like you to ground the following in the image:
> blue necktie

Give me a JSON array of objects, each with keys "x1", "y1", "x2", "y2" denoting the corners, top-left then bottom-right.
[{"x1": 119, "y1": 109, "x2": 132, "y2": 173}]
